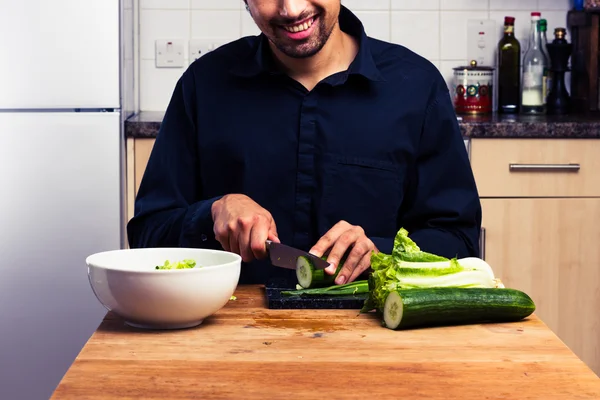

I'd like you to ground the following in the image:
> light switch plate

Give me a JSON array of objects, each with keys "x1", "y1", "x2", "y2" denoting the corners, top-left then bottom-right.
[
  {"x1": 467, "y1": 20, "x2": 497, "y2": 67},
  {"x1": 155, "y1": 39, "x2": 185, "y2": 68}
]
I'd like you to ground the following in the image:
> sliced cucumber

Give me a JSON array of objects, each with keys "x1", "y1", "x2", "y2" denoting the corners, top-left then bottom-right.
[
  {"x1": 383, "y1": 287, "x2": 536, "y2": 330},
  {"x1": 296, "y1": 255, "x2": 342, "y2": 289}
]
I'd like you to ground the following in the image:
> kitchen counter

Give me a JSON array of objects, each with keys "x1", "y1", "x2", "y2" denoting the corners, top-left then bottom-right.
[
  {"x1": 125, "y1": 111, "x2": 600, "y2": 139},
  {"x1": 52, "y1": 285, "x2": 600, "y2": 399}
]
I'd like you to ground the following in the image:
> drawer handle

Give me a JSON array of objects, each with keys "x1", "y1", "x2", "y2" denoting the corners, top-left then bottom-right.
[{"x1": 509, "y1": 163, "x2": 581, "y2": 172}]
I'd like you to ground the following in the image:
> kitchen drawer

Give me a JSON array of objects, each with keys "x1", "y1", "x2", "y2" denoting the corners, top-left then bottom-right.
[{"x1": 471, "y1": 138, "x2": 600, "y2": 197}]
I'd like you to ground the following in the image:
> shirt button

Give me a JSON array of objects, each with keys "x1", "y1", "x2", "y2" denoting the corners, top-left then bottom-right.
[{"x1": 201, "y1": 234, "x2": 207, "y2": 242}]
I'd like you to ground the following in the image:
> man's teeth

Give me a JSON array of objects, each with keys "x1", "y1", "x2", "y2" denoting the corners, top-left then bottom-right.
[{"x1": 283, "y1": 18, "x2": 314, "y2": 33}]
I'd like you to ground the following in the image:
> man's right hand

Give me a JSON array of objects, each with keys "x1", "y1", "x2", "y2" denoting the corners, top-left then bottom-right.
[{"x1": 211, "y1": 194, "x2": 279, "y2": 263}]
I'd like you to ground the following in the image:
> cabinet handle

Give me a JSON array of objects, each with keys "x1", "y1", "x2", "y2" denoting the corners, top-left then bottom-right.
[
  {"x1": 480, "y1": 227, "x2": 486, "y2": 261},
  {"x1": 509, "y1": 163, "x2": 581, "y2": 172}
]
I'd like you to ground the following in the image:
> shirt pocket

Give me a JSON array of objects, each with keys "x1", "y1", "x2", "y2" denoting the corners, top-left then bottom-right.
[{"x1": 318, "y1": 154, "x2": 404, "y2": 238}]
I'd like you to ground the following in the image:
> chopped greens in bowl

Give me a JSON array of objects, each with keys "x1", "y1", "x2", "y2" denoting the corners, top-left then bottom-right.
[{"x1": 155, "y1": 259, "x2": 199, "y2": 270}]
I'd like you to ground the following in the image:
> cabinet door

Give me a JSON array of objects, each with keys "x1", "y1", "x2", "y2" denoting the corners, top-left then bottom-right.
[
  {"x1": 134, "y1": 138, "x2": 156, "y2": 196},
  {"x1": 481, "y1": 198, "x2": 600, "y2": 376}
]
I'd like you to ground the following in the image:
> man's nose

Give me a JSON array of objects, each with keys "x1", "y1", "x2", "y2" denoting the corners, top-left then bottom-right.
[{"x1": 278, "y1": 0, "x2": 307, "y2": 18}]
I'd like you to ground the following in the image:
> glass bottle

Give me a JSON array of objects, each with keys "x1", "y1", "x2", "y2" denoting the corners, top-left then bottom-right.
[
  {"x1": 521, "y1": 12, "x2": 549, "y2": 114},
  {"x1": 539, "y1": 19, "x2": 552, "y2": 103},
  {"x1": 497, "y1": 16, "x2": 521, "y2": 114}
]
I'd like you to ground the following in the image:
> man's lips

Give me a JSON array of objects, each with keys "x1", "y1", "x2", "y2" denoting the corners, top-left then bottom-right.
[
  {"x1": 277, "y1": 15, "x2": 318, "y2": 40},
  {"x1": 280, "y1": 15, "x2": 316, "y2": 32}
]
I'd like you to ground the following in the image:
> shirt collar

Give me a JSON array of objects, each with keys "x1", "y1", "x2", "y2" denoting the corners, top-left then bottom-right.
[{"x1": 230, "y1": 6, "x2": 386, "y2": 83}]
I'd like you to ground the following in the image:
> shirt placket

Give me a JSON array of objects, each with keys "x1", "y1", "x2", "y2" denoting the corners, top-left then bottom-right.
[{"x1": 293, "y1": 91, "x2": 318, "y2": 250}]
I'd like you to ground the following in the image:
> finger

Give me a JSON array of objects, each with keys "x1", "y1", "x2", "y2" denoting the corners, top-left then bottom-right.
[
  {"x1": 267, "y1": 218, "x2": 280, "y2": 243},
  {"x1": 332, "y1": 230, "x2": 369, "y2": 285},
  {"x1": 249, "y1": 216, "x2": 271, "y2": 260},
  {"x1": 347, "y1": 252, "x2": 372, "y2": 283},
  {"x1": 214, "y1": 222, "x2": 230, "y2": 251},
  {"x1": 309, "y1": 220, "x2": 350, "y2": 258},
  {"x1": 336, "y1": 238, "x2": 368, "y2": 283},
  {"x1": 328, "y1": 228, "x2": 362, "y2": 271},
  {"x1": 237, "y1": 216, "x2": 256, "y2": 263},
  {"x1": 228, "y1": 230, "x2": 239, "y2": 257}
]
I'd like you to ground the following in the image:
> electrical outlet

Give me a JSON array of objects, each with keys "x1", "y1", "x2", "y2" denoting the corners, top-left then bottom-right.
[
  {"x1": 189, "y1": 39, "x2": 232, "y2": 65},
  {"x1": 155, "y1": 39, "x2": 185, "y2": 68},
  {"x1": 467, "y1": 20, "x2": 497, "y2": 67},
  {"x1": 189, "y1": 39, "x2": 214, "y2": 65}
]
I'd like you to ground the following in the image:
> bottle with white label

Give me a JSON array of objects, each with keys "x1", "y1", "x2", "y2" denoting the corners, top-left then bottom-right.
[{"x1": 521, "y1": 12, "x2": 549, "y2": 114}]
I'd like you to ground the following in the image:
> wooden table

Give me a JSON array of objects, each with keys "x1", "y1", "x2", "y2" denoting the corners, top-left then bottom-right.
[{"x1": 52, "y1": 285, "x2": 600, "y2": 399}]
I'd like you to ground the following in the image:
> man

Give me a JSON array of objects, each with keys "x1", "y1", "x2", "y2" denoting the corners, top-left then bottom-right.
[{"x1": 127, "y1": 0, "x2": 482, "y2": 286}]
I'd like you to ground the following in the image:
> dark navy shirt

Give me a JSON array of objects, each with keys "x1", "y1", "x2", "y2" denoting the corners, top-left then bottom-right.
[{"x1": 127, "y1": 6, "x2": 482, "y2": 285}]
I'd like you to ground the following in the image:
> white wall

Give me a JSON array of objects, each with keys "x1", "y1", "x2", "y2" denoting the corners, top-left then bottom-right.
[{"x1": 137, "y1": 0, "x2": 573, "y2": 111}]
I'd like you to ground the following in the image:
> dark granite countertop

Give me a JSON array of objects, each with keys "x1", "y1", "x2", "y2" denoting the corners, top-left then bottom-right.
[{"x1": 125, "y1": 111, "x2": 600, "y2": 139}]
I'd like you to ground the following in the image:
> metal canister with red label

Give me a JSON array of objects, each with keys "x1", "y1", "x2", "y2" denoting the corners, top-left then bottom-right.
[{"x1": 452, "y1": 60, "x2": 495, "y2": 115}]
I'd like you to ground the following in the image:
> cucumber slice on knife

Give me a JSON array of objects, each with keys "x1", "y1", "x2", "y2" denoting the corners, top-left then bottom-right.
[
  {"x1": 296, "y1": 255, "x2": 342, "y2": 289},
  {"x1": 383, "y1": 287, "x2": 536, "y2": 330}
]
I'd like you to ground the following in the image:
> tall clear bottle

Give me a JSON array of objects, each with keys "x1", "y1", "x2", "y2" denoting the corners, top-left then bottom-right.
[
  {"x1": 521, "y1": 12, "x2": 549, "y2": 114},
  {"x1": 539, "y1": 19, "x2": 552, "y2": 103}
]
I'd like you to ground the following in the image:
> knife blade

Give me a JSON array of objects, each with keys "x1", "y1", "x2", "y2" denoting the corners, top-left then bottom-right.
[{"x1": 265, "y1": 240, "x2": 330, "y2": 270}]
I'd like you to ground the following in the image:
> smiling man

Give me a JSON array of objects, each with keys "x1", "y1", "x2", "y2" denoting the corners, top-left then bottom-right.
[{"x1": 127, "y1": 1, "x2": 482, "y2": 286}]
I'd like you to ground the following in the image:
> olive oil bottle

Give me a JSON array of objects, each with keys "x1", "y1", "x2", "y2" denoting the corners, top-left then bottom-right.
[{"x1": 497, "y1": 16, "x2": 521, "y2": 114}]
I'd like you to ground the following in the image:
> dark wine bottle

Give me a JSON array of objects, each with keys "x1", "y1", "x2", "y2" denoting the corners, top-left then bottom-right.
[{"x1": 497, "y1": 16, "x2": 521, "y2": 114}]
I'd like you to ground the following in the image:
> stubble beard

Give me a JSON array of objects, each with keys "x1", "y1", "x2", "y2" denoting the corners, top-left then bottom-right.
[{"x1": 269, "y1": 14, "x2": 337, "y2": 59}]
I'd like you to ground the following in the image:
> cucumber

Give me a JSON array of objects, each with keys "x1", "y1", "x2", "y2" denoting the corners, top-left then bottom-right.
[
  {"x1": 296, "y1": 255, "x2": 343, "y2": 289},
  {"x1": 382, "y1": 287, "x2": 536, "y2": 330}
]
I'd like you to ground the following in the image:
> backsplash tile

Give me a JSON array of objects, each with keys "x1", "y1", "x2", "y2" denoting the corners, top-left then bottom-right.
[
  {"x1": 191, "y1": 0, "x2": 240, "y2": 9},
  {"x1": 140, "y1": 9, "x2": 190, "y2": 60},
  {"x1": 440, "y1": 10, "x2": 489, "y2": 60},
  {"x1": 342, "y1": 0, "x2": 389, "y2": 10},
  {"x1": 354, "y1": 11, "x2": 391, "y2": 42},
  {"x1": 391, "y1": 11, "x2": 440, "y2": 61},
  {"x1": 440, "y1": 0, "x2": 488, "y2": 11},
  {"x1": 391, "y1": 0, "x2": 440, "y2": 10},
  {"x1": 190, "y1": 10, "x2": 241, "y2": 39},
  {"x1": 140, "y1": 0, "x2": 189, "y2": 10},
  {"x1": 137, "y1": 0, "x2": 573, "y2": 111},
  {"x1": 489, "y1": 0, "x2": 538, "y2": 10}
]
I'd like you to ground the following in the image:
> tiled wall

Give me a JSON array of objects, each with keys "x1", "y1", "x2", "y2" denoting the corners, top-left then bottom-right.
[{"x1": 138, "y1": 0, "x2": 573, "y2": 111}]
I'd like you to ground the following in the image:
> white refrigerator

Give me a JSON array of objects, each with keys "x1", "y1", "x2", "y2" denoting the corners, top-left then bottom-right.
[{"x1": 0, "y1": 1, "x2": 134, "y2": 399}]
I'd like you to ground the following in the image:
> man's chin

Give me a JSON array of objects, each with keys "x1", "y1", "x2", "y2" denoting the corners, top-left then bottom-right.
[{"x1": 271, "y1": 40, "x2": 325, "y2": 59}]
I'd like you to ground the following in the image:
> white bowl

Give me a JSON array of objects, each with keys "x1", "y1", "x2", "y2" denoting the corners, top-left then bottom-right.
[{"x1": 86, "y1": 247, "x2": 241, "y2": 330}]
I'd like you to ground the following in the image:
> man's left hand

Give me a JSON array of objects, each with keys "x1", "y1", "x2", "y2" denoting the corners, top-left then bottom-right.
[{"x1": 309, "y1": 221, "x2": 378, "y2": 285}]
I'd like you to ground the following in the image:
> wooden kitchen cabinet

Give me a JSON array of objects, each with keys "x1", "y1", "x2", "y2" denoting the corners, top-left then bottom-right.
[
  {"x1": 481, "y1": 198, "x2": 600, "y2": 377},
  {"x1": 472, "y1": 137, "x2": 600, "y2": 377},
  {"x1": 126, "y1": 138, "x2": 155, "y2": 221},
  {"x1": 124, "y1": 138, "x2": 155, "y2": 249}
]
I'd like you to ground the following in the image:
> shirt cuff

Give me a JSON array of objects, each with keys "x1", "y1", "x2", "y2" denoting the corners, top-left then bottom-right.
[{"x1": 180, "y1": 196, "x2": 223, "y2": 248}]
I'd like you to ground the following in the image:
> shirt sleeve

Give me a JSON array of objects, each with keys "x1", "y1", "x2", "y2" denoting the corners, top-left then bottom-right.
[
  {"x1": 127, "y1": 70, "x2": 222, "y2": 249},
  {"x1": 373, "y1": 80, "x2": 482, "y2": 259}
]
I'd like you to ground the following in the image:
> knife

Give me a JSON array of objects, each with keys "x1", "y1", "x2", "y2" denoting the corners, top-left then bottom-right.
[{"x1": 265, "y1": 240, "x2": 330, "y2": 270}]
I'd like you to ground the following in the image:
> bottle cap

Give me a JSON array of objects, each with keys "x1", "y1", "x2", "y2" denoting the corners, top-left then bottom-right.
[
  {"x1": 555, "y1": 27, "x2": 567, "y2": 39},
  {"x1": 539, "y1": 19, "x2": 547, "y2": 32},
  {"x1": 532, "y1": 12, "x2": 541, "y2": 17},
  {"x1": 504, "y1": 16, "x2": 515, "y2": 25}
]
